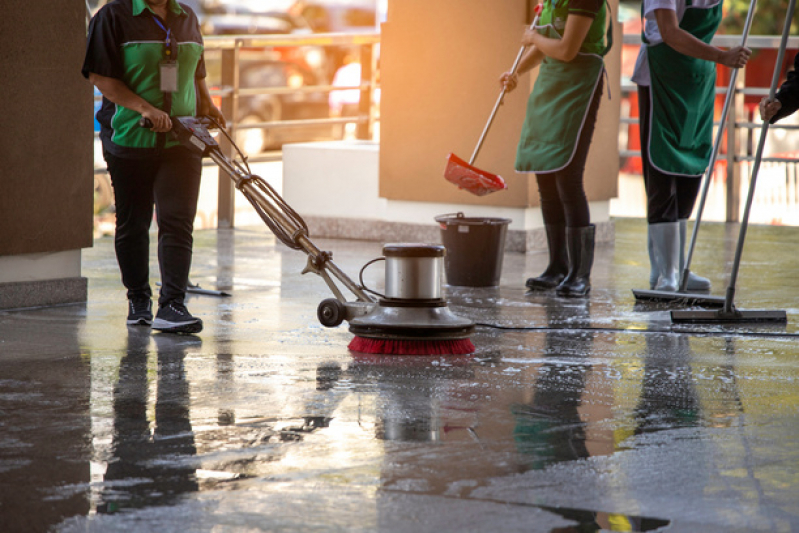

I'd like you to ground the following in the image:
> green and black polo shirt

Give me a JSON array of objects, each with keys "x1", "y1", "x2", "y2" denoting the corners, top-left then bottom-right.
[{"x1": 82, "y1": 0, "x2": 205, "y2": 157}]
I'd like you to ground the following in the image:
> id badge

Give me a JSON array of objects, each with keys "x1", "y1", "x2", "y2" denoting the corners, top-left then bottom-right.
[{"x1": 160, "y1": 60, "x2": 178, "y2": 93}]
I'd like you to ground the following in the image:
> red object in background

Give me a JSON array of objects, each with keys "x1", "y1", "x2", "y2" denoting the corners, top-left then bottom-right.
[{"x1": 623, "y1": 89, "x2": 642, "y2": 174}]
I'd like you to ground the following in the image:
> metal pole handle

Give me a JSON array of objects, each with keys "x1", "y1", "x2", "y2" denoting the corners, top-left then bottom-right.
[
  {"x1": 723, "y1": 0, "x2": 796, "y2": 313},
  {"x1": 470, "y1": 8, "x2": 542, "y2": 165},
  {"x1": 680, "y1": 0, "x2": 757, "y2": 291}
]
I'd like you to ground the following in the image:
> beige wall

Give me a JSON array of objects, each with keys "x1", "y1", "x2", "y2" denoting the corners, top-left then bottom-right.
[{"x1": 379, "y1": 0, "x2": 620, "y2": 208}]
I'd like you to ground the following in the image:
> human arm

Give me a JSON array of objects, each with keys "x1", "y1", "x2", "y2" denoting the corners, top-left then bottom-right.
[
  {"x1": 499, "y1": 47, "x2": 546, "y2": 92},
  {"x1": 654, "y1": 8, "x2": 750, "y2": 68},
  {"x1": 521, "y1": 14, "x2": 595, "y2": 63},
  {"x1": 761, "y1": 52, "x2": 799, "y2": 123},
  {"x1": 88, "y1": 72, "x2": 172, "y2": 132},
  {"x1": 760, "y1": 98, "x2": 783, "y2": 122},
  {"x1": 83, "y1": 6, "x2": 172, "y2": 132},
  {"x1": 196, "y1": 77, "x2": 226, "y2": 128}
]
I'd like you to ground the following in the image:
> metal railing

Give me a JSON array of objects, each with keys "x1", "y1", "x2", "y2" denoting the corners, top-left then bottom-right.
[
  {"x1": 620, "y1": 34, "x2": 799, "y2": 223},
  {"x1": 202, "y1": 32, "x2": 380, "y2": 226},
  {"x1": 204, "y1": 32, "x2": 380, "y2": 155}
]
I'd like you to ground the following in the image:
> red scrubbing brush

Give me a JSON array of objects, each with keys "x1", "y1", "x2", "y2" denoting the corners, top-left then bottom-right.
[
  {"x1": 346, "y1": 302, "x2": 477, "y2": 356},
  {"x1": 348, "y1": 336, "x2": 475, "y2": 356}
]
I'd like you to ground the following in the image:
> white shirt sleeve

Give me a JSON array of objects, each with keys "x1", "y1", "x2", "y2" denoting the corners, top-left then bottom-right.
[
  {"x1": 643, "y1": 0, "x2": 678, "y2": 20},
  {"x1": 633, "y1": 0, "x2": 679, "y2": 85}
]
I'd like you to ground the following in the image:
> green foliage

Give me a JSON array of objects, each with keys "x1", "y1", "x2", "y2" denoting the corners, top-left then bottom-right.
[{"x1": 721, "y1": 0, "x2": 797, "y2": 35}]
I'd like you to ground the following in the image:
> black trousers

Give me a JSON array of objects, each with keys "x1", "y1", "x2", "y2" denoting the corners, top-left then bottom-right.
[
  {"x1": 104, "y1": 147, "x2": 202, "y2": 307},
  {"x1": 637, "y1": 85, "x2": 701, "y2": 224},
  {"x1": 535, "y1": 77, "x2": 604, "y2": 229}
]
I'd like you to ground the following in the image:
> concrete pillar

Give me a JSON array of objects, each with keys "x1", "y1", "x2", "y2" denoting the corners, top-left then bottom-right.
[{"x1": 0, "y1": 0, "x2": 94, "y2": 309}]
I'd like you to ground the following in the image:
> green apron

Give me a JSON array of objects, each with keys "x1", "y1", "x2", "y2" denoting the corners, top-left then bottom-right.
[
  {"x1": 646, "y1": 1, "x2": 722, "y2": 176},
  {"x1": 515, "y1": 0, "x2": 612, "y2": 174}
]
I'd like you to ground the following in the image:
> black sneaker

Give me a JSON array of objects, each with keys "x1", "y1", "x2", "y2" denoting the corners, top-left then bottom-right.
[
  {"x1": 152, "y1": 301, "x2": 203, "y2": 334},
  {"x1": 127, "y1": 298, "x2": 153, "y2": 326}
]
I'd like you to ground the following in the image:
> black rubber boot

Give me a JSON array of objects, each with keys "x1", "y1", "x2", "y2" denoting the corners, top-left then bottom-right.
[
  {"x1": 526, "y1": 224, "x2": 568, "y2": 291},
  {"x1": 556, "y1": 225, "x2": 595, "y2": 297}
]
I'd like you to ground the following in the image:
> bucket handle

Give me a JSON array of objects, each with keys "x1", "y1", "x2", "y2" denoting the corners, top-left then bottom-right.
[
  {"x1": 358, "y1": 256, "x2": 387, "y2": 300},
  {"x1": 435, "y1": 212, "x2": 465, "y2": 224},
  {"x1": 435, "y1": 212, "x2": 511, "y2": 225}
]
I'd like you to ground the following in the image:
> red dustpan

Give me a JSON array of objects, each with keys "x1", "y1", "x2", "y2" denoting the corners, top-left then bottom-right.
[
  {"x1": 444, "y1": 153, "x2": 507, "y2": 196},
  {"x1": 444, "y1": 4, "x2": 542, "y2": 197}
]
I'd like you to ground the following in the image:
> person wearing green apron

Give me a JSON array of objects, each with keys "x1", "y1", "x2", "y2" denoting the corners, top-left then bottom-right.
[
  {"x1": 501, "y1": 0, "x2": 612, "y2": 297},
  {"x1": 632, "y1": 0, "x2": 750, "y2": 292}
]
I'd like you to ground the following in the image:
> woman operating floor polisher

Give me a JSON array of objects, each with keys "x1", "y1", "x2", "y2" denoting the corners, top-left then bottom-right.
[{"x1": 140, "y1": 116, "x2": 475, "y2": 354}]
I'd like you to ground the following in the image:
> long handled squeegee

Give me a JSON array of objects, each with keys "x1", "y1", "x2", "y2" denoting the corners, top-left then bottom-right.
[
  {"x1": 671, "y1": 0, "x2": 794, "y2": 324},
  {"x1": 633, "y1": 0, "x2": 757, "y2": 308}
]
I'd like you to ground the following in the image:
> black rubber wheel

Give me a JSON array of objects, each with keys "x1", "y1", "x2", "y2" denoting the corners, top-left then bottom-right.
[{"x1": 317, "y1": 298, "x2": 346, "y2": 328}]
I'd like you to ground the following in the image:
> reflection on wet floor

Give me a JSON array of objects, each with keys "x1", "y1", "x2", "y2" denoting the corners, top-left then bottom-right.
[
  {"x1": 512, "y1": 299, "x2": 595, "y2": 471},
  {"x1": 1, "y1": 219, "x2": 799, "y2": 532},
  {"x1": 95, "y1": 331, "x2": 199, "y2": 515}
]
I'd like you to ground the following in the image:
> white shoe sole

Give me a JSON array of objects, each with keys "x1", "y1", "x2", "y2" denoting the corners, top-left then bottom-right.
[{"x1": 152, "y1": 318, "x2": 203, "y2": 334}]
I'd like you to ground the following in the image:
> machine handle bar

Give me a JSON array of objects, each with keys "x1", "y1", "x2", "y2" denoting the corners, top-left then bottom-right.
[{"x1": 138, "y1": 116, "x2": 216, "y2": 130}]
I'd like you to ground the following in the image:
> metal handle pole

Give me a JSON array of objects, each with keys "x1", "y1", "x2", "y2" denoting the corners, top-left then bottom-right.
[
  {"x1": 470, "y1": 14, "x2": 541, "y2": 165},
  {"x1": 722, "y1": 0, "x2": 796, "y2": 314},
  {"x1": 680, "y1": 0, "x2": 757, "y2": 291}
]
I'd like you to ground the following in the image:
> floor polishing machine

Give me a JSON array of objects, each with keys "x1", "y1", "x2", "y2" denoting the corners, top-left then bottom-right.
[{"x1": 142, "y1": 116, "x2": 475, "y2": 354}]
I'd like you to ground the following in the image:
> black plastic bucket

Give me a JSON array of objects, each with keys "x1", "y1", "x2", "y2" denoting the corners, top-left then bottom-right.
[{"x1": 435, "y1": 212, "x2": 511, "y2": 287}]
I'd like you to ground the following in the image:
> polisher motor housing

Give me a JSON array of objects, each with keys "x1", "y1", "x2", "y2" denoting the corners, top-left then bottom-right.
[{"x1": 347, "y1": 244, "x2": 475, "y2": 354}]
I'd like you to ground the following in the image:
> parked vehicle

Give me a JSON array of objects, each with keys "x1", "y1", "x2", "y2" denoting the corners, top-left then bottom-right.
[
  {"x1": 224, "y1": 57, "x2": 335, "y2": 153},
  {"x1": 202, "y1": 0, "x2": 296, "y2": 15},
  {"x1": 202, "y1": 0, "x2": 307, "y2": 35},
  {"x1": 199, "y1": 0, "x2": 336, "y2": 152},
  {"x1": 201, "y1": 0, "x2": 331, "y2": 80},
  {"x1": 297, "y1": 0, "x2": 379, "y2": 33},
  {"x1": 296, "y1": 0, "x2": 383, "y2": 74}
]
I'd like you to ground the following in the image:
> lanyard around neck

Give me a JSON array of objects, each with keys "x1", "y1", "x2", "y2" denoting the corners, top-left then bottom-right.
[{"x1": 151, "y1": 15, "x2": 174, "y2": 58}]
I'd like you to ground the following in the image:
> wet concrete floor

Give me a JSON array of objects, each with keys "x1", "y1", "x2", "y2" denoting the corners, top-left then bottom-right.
[{"x1": 1, "y1": 218, "x2": 798, "y2": 532}]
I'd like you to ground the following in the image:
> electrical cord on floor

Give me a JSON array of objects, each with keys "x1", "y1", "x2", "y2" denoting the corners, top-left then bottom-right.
[{"x1": 473, "y1": 322, "x2": 799, "y2": 340}]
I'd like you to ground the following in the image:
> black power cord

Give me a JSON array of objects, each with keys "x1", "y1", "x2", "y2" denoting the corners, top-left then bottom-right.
[{"x1": 473, "y1": 322, "x2": 799, "y2": 340}]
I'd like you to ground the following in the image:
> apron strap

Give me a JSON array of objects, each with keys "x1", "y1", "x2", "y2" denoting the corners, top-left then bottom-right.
[
  {"x1": 600, "y1": 0, "x2": 614, "y2": 57},
  {"x1": 639, "y1": 2, "x2": 650, "y2": 45}
]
